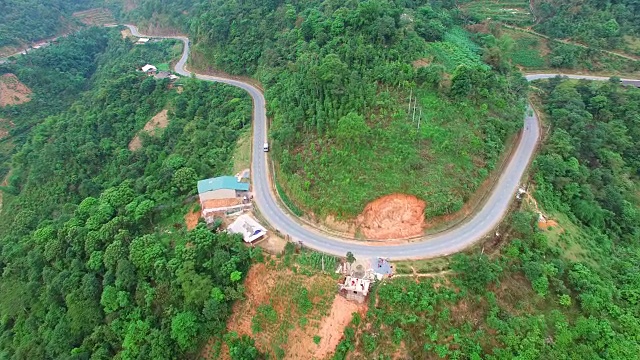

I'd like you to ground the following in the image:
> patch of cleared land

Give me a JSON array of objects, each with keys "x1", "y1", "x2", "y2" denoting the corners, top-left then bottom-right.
[
  {"x1": 72, "y1": 8, "x2": 115, "y2": 25},
  {"x1": 0, "y1": 119, "x2": 9, "y2": 140},
  {"x1": 201, "y1": 259, "x2": 354, "y2": 359},
  {"x1": 0, "y1": 45, "x2": 21, "y2": 58},
  {"x1": 120, "y1": 28, "x2": 133, "y2": 39},
  {"x1": 356, "y1": 194, "x2": 426, "y2": 240},
  {"x1": 0, "y1": 74, "x2": 31, "y2": 107},
  {"x1": 128, "y1": 109, "x2": 169, "y2": 151},
  {"x1": 287, "y1": 294, "x2": 364, "y2": 360}
]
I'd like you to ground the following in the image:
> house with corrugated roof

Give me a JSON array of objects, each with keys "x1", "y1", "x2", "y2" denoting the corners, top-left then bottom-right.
[{"x1": 197, "y1": 176, "x2": 251, "y2": 222}]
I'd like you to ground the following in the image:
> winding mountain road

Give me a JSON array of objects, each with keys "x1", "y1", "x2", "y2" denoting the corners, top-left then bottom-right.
[{"x1": 124, "y1": 25, "x2": 640, "y2": 260}]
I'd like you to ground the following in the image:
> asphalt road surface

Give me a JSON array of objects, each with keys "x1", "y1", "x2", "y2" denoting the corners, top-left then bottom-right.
[{"x1": 125, "y1": 25, "x2": 639, "y2": 260}]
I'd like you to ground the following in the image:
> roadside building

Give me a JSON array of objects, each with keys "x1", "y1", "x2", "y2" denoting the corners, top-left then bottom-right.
[
  {"x1": 137, "y1": 37, "x2": 150, "y2": 44},
  {"x1": 197, "y1": 176, "x2": 250, "y2": 222},
  {"x1": 141, "y1": 64, "x2": 157, "y2": 75},
  {"x1": 227, "y1": 214, "x2": 267, "y2": 243}
]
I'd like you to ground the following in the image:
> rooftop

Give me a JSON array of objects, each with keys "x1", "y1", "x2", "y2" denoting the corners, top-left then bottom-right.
[
  {"x1": 227, "y1": 214, "x2": 267, "y2": 243},
  {"x1": 141, "y1": 64, "x2": 156, "y2": 72},
  {"x1": 154, "y1": 71, "x2": 171, "y2": 79},
  {"x1": 197, "y1": 176, "x2": 250, "y2": 194}
]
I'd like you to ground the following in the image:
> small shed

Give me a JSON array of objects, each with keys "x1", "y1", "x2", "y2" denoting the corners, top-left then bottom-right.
[{"x1": 227, "y1": 214, "x2": 267, "y2": 243}]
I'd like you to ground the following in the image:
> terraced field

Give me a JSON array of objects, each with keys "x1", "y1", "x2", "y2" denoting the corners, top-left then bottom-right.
[
  {"x1": 72, "y1": 8, "x2": 115, "y2": 25},
  {"x1": 462, "y1": 0, "x2": 534, "y2": 27}
]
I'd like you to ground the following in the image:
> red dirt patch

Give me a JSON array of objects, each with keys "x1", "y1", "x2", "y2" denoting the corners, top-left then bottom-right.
[
  {"x1": 286, "y1": 294, "x2": 365, "y2": 359},
  {"x1": 538, "y1": 219, "x2": 561, "y2": 231},
  {"x1": 356, "y1": 194, "x2": 426, "y2": 240},
  {"x1": 0, "y1": 74, "x2": 32, "y2": 107},
  {"x1": 129, "y1": 109, "x2": 169, "y2": 151},
  {"x1": 184, "y1": 206, "x2": 201, "y2": 231}
]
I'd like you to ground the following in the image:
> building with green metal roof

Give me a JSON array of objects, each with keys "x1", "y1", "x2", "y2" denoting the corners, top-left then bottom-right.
[{"x1": 197, "y1": 176, "x2": 250, "y2": 194}]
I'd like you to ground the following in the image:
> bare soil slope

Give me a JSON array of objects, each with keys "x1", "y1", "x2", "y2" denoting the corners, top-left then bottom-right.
[
  {"x1": 0, "y1": 74, "x2": 31, "y2": 107},
  {"x1": 356, "y1": 194, "x2": 426, "y2": 240},
  {"x1": 128, "y1": 109, "x2": 169, "y2": 151}
]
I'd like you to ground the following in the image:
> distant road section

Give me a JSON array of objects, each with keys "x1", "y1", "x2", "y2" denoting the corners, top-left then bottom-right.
[{"x1": 124, "y1": 25, "x2": 639, "y2": 260}]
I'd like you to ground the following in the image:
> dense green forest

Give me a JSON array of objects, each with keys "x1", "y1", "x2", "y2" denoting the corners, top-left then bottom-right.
[
  {"x1": 334, "y1": 79, "x2": 640, "y2": 359},
  {"x1": 0, "y1": 27, "x2": 257, "y2": 358},
  {"x1": 0, "y1": 0, "x2": 100, "y2": 47},
  {"x1": 0, "y1": 26, "x2": 113, "y2": 178},
  {"x1": 115, "y1": 0, "x2": 528, "y2": 220}
]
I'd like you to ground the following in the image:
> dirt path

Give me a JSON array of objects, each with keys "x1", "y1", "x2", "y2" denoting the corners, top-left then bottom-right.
[{"x1": 393, "y1": 268, "x2": 452, "y2": 278}]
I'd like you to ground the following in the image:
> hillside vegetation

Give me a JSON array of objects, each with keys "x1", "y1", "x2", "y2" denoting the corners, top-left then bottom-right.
[
  {"x1": 461, "y1": 0, "x2": 640, "y2": 55},
  {"x1": 0, "y1": 27, "x2": 256, "y2": 358},
  {"x1": 0, "y1": 0, "x2": 102, "y2": 48},
  {"x1": 336, "y1": 78, "x2": 640, "y2": 359},
  {"x1": 116, "y1": 0, "x2": 528, "y2": 222}
]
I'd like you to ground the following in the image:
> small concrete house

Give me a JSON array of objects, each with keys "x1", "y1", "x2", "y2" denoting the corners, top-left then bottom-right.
[{"x1": 340, "y1": 276, "x2": 371, "y2": 303}]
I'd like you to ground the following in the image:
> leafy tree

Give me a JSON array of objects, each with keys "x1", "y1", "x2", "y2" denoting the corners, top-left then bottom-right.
[{"x1": 170, "y1": 311, "x2": 199, "y2": 352}]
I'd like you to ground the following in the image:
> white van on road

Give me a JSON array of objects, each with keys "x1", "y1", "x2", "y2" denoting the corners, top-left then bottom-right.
[{"x1": 263, "y1": 142, "x2": 269, "y2": 152}]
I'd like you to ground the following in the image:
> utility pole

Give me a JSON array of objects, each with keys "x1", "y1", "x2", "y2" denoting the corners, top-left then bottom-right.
[
  {"x1": 408, "y1": 88, "x2": 412, "y2": 115},
  {"x1": 417, "y1": 108, "x2": 422, "y2": 129},
  {"x1": 412, "y1": 96, "x2": 417, "y2": 122}
]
